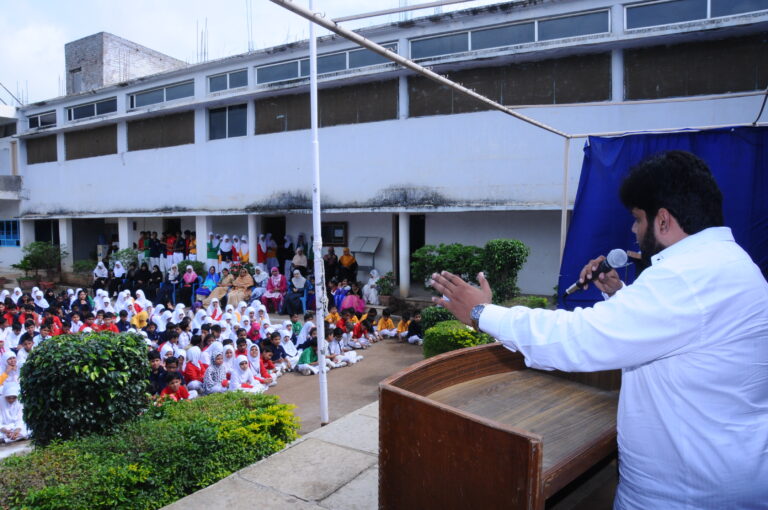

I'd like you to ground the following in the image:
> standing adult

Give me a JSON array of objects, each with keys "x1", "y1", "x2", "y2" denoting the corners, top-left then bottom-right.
[
  {"x1": 206, "y1": 233, "x2": 221, "y2": 271},
  {"x1": 279, "y1": 235, "x2": 295, "y2": 278},
  {"x1": 431, "y1": 151, "x2": 768, "y2": 509}
]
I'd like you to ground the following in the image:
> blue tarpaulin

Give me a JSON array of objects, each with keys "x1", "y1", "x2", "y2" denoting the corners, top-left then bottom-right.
[{"x1": 557, "y1": 126, "x2": 768, "y2": 310}]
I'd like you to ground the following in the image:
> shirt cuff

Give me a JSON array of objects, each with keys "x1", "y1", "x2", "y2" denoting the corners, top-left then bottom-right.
[
  {"x1": 600, "y1": 281, "x2": 626, "y2": 300},
  {"x1": 478, "y1": 304, "x2": 522, "y2": 351}
]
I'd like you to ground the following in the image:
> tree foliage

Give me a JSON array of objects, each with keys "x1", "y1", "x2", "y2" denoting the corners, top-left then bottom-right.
[{"x1": 423, "y1": 320, "x2": 495, "y2": 358}]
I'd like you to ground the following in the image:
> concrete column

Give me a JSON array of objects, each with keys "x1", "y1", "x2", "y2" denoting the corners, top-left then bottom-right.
[
  {"x1": 247, "y1": 100, "x2": 256, "y2": 136},
  {"x1": 195, "y1": 215, "x2": 212, "y2": 263},
  {"x1": 116, "y1": 121, "x2": 127, "y2": 154},
  {"x1": 398, "y1": 37, "x2": 410, "y2": 120},
  {"x1": 398, "y1": 212, "x2": 410, "y2": 298},
  {"x1": 194, "y1": 108, "x2": 206, "y2": 144},
  {"x1": 247, "y1": 214, "x2": 259, "y2": 264},
  {"x1": 56, "y1": 133, "x2": 65, "y2": 162},
  {"x1": 58, "y1": 218, "x2": 74, "y2": 272},
  {"x1": 611, "y1": 49, "x2": 624, "y2": 103},
  {"x1": 117, "y1": 217, "x2": 130, "y2": 250},
  {"x1": 19, "y1": 219, "x2": 35, "y2": 247}
]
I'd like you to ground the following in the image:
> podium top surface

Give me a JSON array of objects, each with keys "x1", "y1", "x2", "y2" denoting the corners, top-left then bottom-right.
[{"x1": 427, "y1": 370, "x2": 618, "y2": 472}]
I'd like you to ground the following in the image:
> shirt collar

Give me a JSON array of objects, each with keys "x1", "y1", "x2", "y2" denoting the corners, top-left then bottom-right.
[{"x1": 651, "y1": 226, "x2": 734, "y2": 265}]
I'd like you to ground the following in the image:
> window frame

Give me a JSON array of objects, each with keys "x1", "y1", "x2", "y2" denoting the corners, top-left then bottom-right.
[
  {"x1": 129, "y1": 80, "x2": 195, "y2": 109},
  {"x1": 321, "y1": 221, "x2": 348, "y2": 247},
  {"x1": 27, "y1": 111, "x2": 57, "y2": 130},
  {"x1": 208, "y1": 103, "x2": 248, "y2": 140},
  {"x1": 66, "y1": 97, "x2": 117, "y2": 122},
  {"x1": 208, "y1": 69, "x2": 249, "y2": 93},
  {"x1": 410, "y1": 31, "x2": 470, "y2": 60},
  {"x1": 624, "y1": 0, "x2": 709, "y2": 30},
  {"x1": 0, "y1": 220, "x2": 20, "y2": 247},
  {"x1": 468, "y1": 21, "x2": 536, "y2": 51},
  {"x1": 535, "y1": 9, "x2": 611, "y2": 41}
]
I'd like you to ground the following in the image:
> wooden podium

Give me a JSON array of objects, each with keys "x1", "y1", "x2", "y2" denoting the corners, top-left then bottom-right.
[{"x1": 379, "y1": 343, "x2": 620, "y2": 509}]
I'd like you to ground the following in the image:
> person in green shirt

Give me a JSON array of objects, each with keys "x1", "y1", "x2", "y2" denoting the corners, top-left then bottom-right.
[
  {"x1": 206, "y1": 233, "x2": 221, "y2": 272},
  {"x1": 297, "y1": 337, "x2": 324, "y2": 376}
]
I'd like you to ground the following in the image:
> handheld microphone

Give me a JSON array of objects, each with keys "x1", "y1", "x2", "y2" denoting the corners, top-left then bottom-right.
[{"x1": 564, "y1": 249, "x2": 628, "y2": 296}]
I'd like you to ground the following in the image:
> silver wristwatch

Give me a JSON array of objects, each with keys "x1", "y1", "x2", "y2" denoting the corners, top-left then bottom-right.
[{"x1": 470, "y1": 304, "x2": 488, "y2": 330}]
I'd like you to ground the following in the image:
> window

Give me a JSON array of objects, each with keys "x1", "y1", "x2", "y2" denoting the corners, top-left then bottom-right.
[
  {"x1": 67, "y1": 97, "x2": 117, "y2": 121},
  {"x1": 26, "y1": 135, "x2": 57, "y2": 165},
  {"x1": 538, "y1": 11, "x2": 610, "y2": 40},
  {"x1": 0, "y1": 220, "x2": 19, "y2": 247},
  {"x1": 208, "y1": 69, "x2": 248, "y2": 93},
  {"x1": 626, "y1": 0, "x2": 707, "y2": 29},
  {"x1": 471, "y1": 23, "x2": 535, "y2": 50},
  {"x1": 65, "y1": 125, "x2": 117, "y2": 160},
  {"x1": 209, "y1": 104, "x2": 247, "y2": 140},
  {"x1": 321, "y1": 222, "x2": 348, "y2": 246},
  {"x1": 130, "y1": 81, "x2": 194, "y2": 108},
  {"x1": 711, "y1": 0, "x2": 768, "y2": 17},
  {"x1": 411, "y1": 33, "x2": 469, "y2": 59},
  {"x1": 256, "y1": 43, "x2": 398, "y2": 84},
  {"x1": 127, "y1": 112, "x2": 195, "y2": 151},
  {"x1": 27, "y1": 111, "x2": 56, "y2": 130}
]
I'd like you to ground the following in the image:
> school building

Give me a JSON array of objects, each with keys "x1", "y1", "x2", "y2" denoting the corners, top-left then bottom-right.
[{"x1": 2, "y1": 0, "x2": 767, "y2": 295}]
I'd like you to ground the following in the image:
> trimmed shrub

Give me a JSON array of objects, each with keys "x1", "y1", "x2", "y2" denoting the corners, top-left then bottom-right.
[
  {"x1": 411, "y1": 243, "x2": 485, "y2": 289},
  {"x1": 423, "y1": 320, "x2": 495, "y2": 358},
  {"x1": 72, "y1": 259, "x2": 97, "y2": 274},
  {"x1": 0, "y1": 393, "x2": 299, "y2": 509},
  {"x1": 421, "y1": 306, "x2": 456, "y2": 331},
  {"x1": 523, "y1": 296, "x2": 550, "y2": 309},
  {"x1": 179, "y1": 258, "x2": 205, "y2": 277},
  {"x1": 483, "y1": 239, "x2": 530, "y2": 302},
  {"x1": 20, "y1": 332, "x2": 149, "y2": 445},
  {"x1": 112, "y1": 248, "x2": 139, "y2": 269}
]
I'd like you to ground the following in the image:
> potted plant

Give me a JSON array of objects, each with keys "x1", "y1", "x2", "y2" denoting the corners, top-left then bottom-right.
[
  {"x1": 12, "y1": 258, "x2": 37, "y2": 290},
  {"x1": 12, "y1": 242, "x2": 68, "y2": 289},
  {"x1": 377, "y1": 271, "x2": 395, "y2": 306}
]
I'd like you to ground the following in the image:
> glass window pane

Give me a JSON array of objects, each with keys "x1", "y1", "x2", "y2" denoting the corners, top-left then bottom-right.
[
  {"x1": 71, "y1": 104, "x2": 95, "y2": 120},
  {"x1": 711, "y1": 0, "x2": 768, "y2": 17},
  {"x1": 165, "y1": 81, "x2": 194, "y2": 101},
  {"x1": 40, "y1": 112, "x2": 56, "y2": 127},
  {"x1": 209, "y1": 107, "x2": 227, "y2": 140},
  {"x1": 229, "y1": 70, "x2": 248, "y2": 88},
  {"x1": 209, "y1": 74, "x2": 228, "y2": 92},
  {"x1": 539, "y1": 11, "x2": 609, "y2": 40},
  {"x1": 348, "y1": 44, "x2": 397, "y2": 68},
  {"x1": 134, "y1": 88, "x2": 165, "y2": 107},
  {"x1": 626, "y1": 0, "x2": 707, "y2": 29},
  {"x1": 257, "y1": 61, "x2": 299, "y2": 83},
  {"x1": 411, "y1": 32, "x2": 469, "y2": 59},
  {"x1": 472, "y1": 22, "x2": 535, "y2": 50},
  {"x1": 96, "y1": 98, "x2": 117, "y2": 115},
  {"x1": 227, "y1": 104, "x2": 247, "y2": 137},
  {"x1": 300, "y1": 52, "x2": 347, "y2": 76},
  {"x1": 29, "y1": 117, "x2": 39, "y2": 129}
]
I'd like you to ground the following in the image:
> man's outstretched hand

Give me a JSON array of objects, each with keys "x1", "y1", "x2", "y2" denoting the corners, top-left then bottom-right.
[{"x1": 430, "y1": 271, "x2": 493, "y2": 326}]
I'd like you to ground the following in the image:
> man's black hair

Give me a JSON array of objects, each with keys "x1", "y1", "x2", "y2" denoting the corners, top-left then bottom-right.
[
  {"x1": 119, "y1": 310, "x2": 128, "y2": 318},
  {"x1": 148, "y1": 350, "x2": 161, "y2": 361},
  {"x1": 619, "y1": 150, "x2": 724, "y2": 235},
  {"x1": 165, "y1": 371, "x2": 182, "y2": 383}
]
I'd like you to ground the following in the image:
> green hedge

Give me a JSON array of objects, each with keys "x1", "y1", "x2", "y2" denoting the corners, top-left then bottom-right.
[
  {"x1": 423, "y1": 320, "x2": 495, "y2": 358},
  {"x1": 0, "y1": 393, "x2": 299, "y2": 509},
  {"x1": 21, "y1": 332, "x2": 149, "y2": 446},
  {"x1": 420, "y1": 306, "x2": 456, "y2": 331},
  {"x1": 483, "y1": 239, "x2": 530, "y2": 302}
]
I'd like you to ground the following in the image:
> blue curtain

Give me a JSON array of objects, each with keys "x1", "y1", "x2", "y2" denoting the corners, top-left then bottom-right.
[{"x1": 558, "y1": 126, "x2": 768, "y2": 310}]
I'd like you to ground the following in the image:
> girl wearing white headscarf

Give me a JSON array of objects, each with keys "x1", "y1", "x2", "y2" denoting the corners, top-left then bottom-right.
[
  {"x1": 33, "y1": 290, "x2": 49, "y2": 312},
  {"x1": 279, "y1": 329, "x2": 302, "y2": 369},
  {"x1": 10, "y1": 288, "x2": 22, "y2": 305},
  {"x1": 362, "y1": 269, "x2": 381, "y2": 305},
  {"x1": 231, "y1": 236, "x2": 241, "y2": 263},
  {"x1": 257, "y1": 234, "x2": 267, "y2": 265},
  {"x1": 230, "y1": 355, "x2": 265, "y2": 393},
  {"x1": 0, "y1": 351, "x2": 19, "y2": 387},
  {"x1": 100, "y1": 296, "x2": 115, "y2": 314},
  {"x1": 155, "y1": 310, "x2": 172, "y2": 333},
  {"x1": 206, "y1": 298, "x2": 223, "y2": 321},
  {"x1": 191, "y1": 309, "x2": 207, "y2": 333},
  {"x1": 282, "y1": 235, "x2": 294, "y2": 278},
  {"x1": 93, "y1": 261, "x2": 108, "y2": 291},
  {"x1": 0, "y1": 290, "x2": 9, "y2": 306},
  {"x1": 236, "y1": 301, "x2": 247, "y2": 324},
  {"x1": 114, "y1": 290, "x2": 130, "y2": 313},
  {"x1": 184, "y1": 346, "x2": 205, "y2": 393},
  {"x1": 218, "y1": 235, "x2": 234, "y2": 270},
  {"x1": 222, "y1": 344, "x2": 237, "y2": 377},
  {"x1": 0, "y1": 382, "x2": 28, "y2": 443},
  {"x1": 135, "y1": 289, "x2": 152, "y2": 312},
  {"x1": 202, "y1": 343, "x2": 227, "y2": 395},
  {"x1": 239, "y1": 235, "x2": 250, "y2": 264},
  {"x1": 113, "y1": 261, "x2": 126, "y2": 279},
  {"x1": 250, "y1": 264, "x2": 268, "y2": 303},
  {"x1": 265, "y1": 234, "x2": 279, "y2": 272}
]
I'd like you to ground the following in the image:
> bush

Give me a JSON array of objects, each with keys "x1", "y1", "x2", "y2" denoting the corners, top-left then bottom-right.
[
  {"x1": 20, "y1": 332, "x2": 149, "y2": 445},
  {"x1": 0, "y1": 393, "x2": 299, "y2": 509},
  {"x1": 423, "y1": 320, "x2": 495, "y2": 358},
  {"x1": 483, "y1": 239, "x2": 530, "y2": 302},
  {"x1": 179, "y1": 258, "x2": 205, "y2": 277},
  {"x1": 12, "y1": 241, "x2": 68, "y2": 277},
  {"x1": 523, "y1": 296, "x2": 549, "y2": 309},
  {"x1": 411, "y1": 243, "x2": 485, "y2": 289},
  {"x1": 72, "y1": 259, "x2": 97, "y2": 274},
  {"x1": 420, "y1": 306, "x2": 456, "y2": 331},
  {"x1": 112, "y1": 248, "x2": 139, "y2": 269},
  {"x1": 377, "y1": 271, "x2": 395, "y2": 296}
]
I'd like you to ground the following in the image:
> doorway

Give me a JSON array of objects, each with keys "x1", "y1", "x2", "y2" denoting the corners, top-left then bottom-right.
[
  {"x1": 409, "y1": 214, "x2": 425, "y2": 282},
  {"x1": 261, "y1": 216, "x2": 286, "y2": 242},
  {"x1": 163, "y1": 218, "x2": 181, "y2": 235}
]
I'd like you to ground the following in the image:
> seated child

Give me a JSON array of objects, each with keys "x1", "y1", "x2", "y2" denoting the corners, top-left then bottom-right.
[
  {"x1": 328, "y1": 327, "x2": 362, "y2": 366},
  {"x1": 184, "y1": 343, "x2": 205, "y2": 393},
  {"x1": 0, "y1": 382, "x2": 28, "y2": 443},
  {"x1": 350, "y1": 319, "x2": 373, "y2": 349},
  {"x1": 159, "y1": 372, "x2": 192, "y2": 401},
  {"x1": 279, "y1": 329, "x2": 302, "y2": 368},
  {"x1": 407, "y1": 310, "x2": 424, "y2": 346},
  {"x1": 148, "y1": 351, "x2": 166, "y2": 395},
  {"x1": 257, "y1": 345, "x2": 277, "y2": 386},
  {"x1": 297, "y1": 311, "x2": 316, "y2": 348},
  {"x1": 377, "y1": 308, "x2": 397, "y2": 338},
  {"x1": 396, "y1": 312, "x2": 411, "y2": 342},
  {"x1": 229, "y1": 355, "x2": 266, "y2": 393},
  {"x1": 297, "y1": 338, "x2": 327, "y2": 376},
  {"x1": 324, "y1": 306, "x2": 340, "y2": 326}
]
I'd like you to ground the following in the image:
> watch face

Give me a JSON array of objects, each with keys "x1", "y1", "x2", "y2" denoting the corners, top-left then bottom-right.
[{"x1": 471, "y1": 304, "x2": 484, "y2": 320}]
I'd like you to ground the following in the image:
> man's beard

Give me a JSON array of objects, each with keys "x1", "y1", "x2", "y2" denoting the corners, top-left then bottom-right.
[{"x1": 639, "y1": 225, "x2": 664, "y2": 267}]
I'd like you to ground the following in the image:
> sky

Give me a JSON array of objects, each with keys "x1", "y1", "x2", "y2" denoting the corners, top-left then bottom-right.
[{"x1": 0, "y1": 0, "x2": 503, "y2": 105}]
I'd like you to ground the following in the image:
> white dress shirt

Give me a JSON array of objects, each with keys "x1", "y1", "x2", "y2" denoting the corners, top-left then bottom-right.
[{"x1": 480, "y1": 227, "x2": 768, "y2": 509}]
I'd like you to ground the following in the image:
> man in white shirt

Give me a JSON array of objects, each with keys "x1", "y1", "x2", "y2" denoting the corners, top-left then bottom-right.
[{"x1": 431, "y1": 151, "x2": 768, "y2": 509}]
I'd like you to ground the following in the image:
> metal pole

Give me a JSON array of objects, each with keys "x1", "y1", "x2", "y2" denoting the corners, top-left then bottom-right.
[
  {"x1": 268, "y1": 0, "x2": 569, "y2": 139},
  {"x1": 309, "y1": 0, "x2": 330, "y2": 426},
  {"x1": 559, "y1": 137, "x2": 571, "y2": 262}
]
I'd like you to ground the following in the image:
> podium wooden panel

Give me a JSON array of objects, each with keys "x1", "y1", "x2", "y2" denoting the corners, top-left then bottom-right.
[{"x1": 379, "y1": 343, "x2": 620, "y2": 510}]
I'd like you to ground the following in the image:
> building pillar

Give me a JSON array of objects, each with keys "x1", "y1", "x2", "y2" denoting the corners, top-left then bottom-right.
[
  {"x1": 58, "y1": 218, "x2": 74, "y2": 272},
  {"x1": 195, "y1": 215, "x2": 212, "y2": 266},
  {"x1": 19, "y1": 219, "x2": 35, "y2": 247},
  {"x1": 398, "y1": 37, "x2": 410, "y2": 120},
  {"x1": 247, "y1": 101, "x2": 256, "y2": 136},
  {"x1": 117, "y1": 217, "x2": 130, "y2": 250},
  {"x1": 194, "y1": 108, "x2": 206, "y2": 145},
  {"x1": 611, "y1": 49, "x2": 624, "y2": 102},
  {"x1": 398, "y1": 212, "x2": 410, "y2": 298},
  {"x1": 247, "y1": 214, "x2": 259, "y2": 265}
]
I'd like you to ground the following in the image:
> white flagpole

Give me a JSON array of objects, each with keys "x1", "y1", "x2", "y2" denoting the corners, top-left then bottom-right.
[{"x1": 309, "y1": 0, "x2": 329, "y2": 426}]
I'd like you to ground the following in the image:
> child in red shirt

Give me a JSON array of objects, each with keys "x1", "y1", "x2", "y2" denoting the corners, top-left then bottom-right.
[{"x1": 159, "y1": 372, "x2": 191, "y2": 401}]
